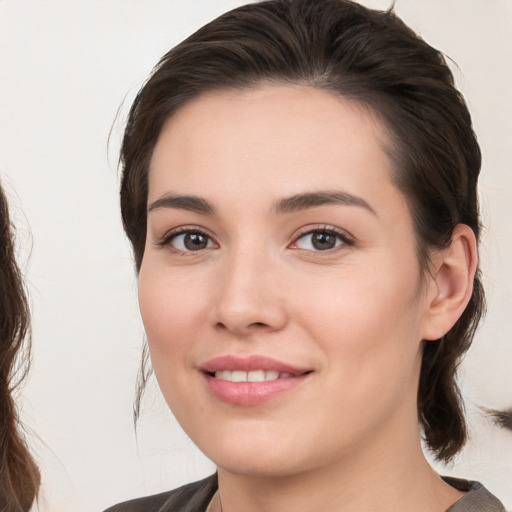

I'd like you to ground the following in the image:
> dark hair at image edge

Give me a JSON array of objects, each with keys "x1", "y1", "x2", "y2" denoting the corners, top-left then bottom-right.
[
  {"x1": 0, "y1": 182, "x2": 40, "y2": 511},
  {"x1": 119, "y1": 0, "x2": 485, "y2": 462}
]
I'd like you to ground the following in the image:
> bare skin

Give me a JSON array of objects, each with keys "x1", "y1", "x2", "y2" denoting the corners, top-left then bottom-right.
[{"x1": 141, "y1": 86, "x2": 476, "y2": 511}]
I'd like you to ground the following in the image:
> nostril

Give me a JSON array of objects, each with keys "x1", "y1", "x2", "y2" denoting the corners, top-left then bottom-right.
[{"x1": 214, "y1": 320, "x2": 270, "y2": 334}]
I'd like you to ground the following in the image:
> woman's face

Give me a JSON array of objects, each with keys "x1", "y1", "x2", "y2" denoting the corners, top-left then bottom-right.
[{"x1": 139, "y1": 86, "x2": 435, "y2": 477}]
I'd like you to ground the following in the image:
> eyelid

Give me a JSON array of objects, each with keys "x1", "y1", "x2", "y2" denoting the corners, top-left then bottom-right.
[
  {"x1": 289, "y1": 225, "x2": 355, "y2": 250},
  {"x1": 154, "y1": 225, "x2": 218, "y2": 251},
  {"x1": 153, "y1": 224, "x2": 354, "y2": 253}
]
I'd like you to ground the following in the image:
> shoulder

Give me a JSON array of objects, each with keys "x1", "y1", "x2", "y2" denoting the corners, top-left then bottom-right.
[
  {"x1": 443, "y1": 476, "x2": 506, "y2": 512},
  {"x1": 103, "y1": 474, "x2": 218, "y2": 512}
]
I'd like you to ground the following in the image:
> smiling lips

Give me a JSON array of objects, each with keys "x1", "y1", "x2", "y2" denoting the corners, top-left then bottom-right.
[
  {"x1": 215, "y1": 369, "x2": 294, "y2": 382},
  {"x1": 202, "y1": 355, "x2": 312, "y2": 406}
]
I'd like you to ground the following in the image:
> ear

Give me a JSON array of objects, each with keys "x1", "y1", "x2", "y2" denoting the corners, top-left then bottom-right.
[{"x1": 421, "y1": 224, "x2": 478, "y2": 341}]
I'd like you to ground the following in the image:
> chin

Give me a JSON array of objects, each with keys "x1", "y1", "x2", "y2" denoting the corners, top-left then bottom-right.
[
  {"x1": 197, "y1": 431, "x2": 318, "y2": 479},
  {"x1": 215, "y1": 456, "x2": 306, "y2": 479}
]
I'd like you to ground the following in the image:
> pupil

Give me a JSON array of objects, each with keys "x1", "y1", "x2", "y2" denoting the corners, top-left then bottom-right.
[
  {"x1": 312, "y1": 232, "x2": 336, "y2": 250},
  {"x1": 184, "y1": 233, "x2": 207, "y2": 250}
]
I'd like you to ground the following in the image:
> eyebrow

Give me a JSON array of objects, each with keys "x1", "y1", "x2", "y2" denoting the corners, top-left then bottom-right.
[
  {"x1": 272, "y1": 191, "x2": 376, "y2": 216},
  {"x1": 148, "y1": 195, "x2": 215, "y2": 214},
  {"x1": 147, "y1": 190, "x2": 376, "y2": 216}
]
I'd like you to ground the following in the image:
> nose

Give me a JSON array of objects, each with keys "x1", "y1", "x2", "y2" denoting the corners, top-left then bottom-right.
[{"x1": 210, "y1": 247, "x2": 288, "y2": 336}]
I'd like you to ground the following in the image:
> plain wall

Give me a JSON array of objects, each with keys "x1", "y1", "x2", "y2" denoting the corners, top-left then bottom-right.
[{"x1": 0, "y1": 1, "x2": 510, "y2": 510}]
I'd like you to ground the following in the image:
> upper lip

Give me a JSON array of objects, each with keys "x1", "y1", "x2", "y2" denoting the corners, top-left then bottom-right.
[{"x1": 200, "y1": 355, "x2": 311, "y2": 375}]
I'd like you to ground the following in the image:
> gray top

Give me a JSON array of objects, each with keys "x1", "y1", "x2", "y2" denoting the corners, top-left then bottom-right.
[
  {"x1": 443, "y1": 476, "x2": 506, "y2": 511},
  {"x1": 104, "y1": 474, "x2": 507, "y2": 511}
]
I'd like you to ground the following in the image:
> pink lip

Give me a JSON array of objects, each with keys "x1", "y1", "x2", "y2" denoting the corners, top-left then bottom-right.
[
  {"x1": 201, "y1": 355, "x2": 308, "y2": 374},
  {"x1": 201, "y1": 355, "x2": 312, "y2": 406}
]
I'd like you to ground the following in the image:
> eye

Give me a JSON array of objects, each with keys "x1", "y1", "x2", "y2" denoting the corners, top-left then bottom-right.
[
  {"x1": 159, "y1": 229, "x2": 217, "y2": 252},
  {"x1": 293, "y1": 229, "x2": 350, "y2": 251}
]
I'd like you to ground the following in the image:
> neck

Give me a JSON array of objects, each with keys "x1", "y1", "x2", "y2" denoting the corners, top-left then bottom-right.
[{"x1": 215, "y1": 419, "x2": 463, "y2": 512}]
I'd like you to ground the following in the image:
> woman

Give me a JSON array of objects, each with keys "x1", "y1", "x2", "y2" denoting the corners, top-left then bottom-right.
[
  {"x1": 106, "y1": 0, "x2": 506, "y2": 510},
  {"x1": 0, "y1": 182, "x2": 40, "y2": 511}
]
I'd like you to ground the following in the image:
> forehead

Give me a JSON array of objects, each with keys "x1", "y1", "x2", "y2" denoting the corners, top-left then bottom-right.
[{"x1": 148, "y1": 85, "x2": 396, "y2": 208}]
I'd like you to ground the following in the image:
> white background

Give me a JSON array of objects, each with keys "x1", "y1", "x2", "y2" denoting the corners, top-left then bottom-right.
[{"x1": 0, "y1": 1, "x2": 511, "y2": 510}]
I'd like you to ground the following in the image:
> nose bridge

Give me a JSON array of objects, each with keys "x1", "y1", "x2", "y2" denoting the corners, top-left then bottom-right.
[{"x1": 212, "y1": 237, "x2": 287, "y2": 334}]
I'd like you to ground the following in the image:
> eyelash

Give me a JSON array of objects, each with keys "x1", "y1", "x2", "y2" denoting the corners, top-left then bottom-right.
[
  {"x1": 155, "y1": 225, "x2": 355, "y2": 254},
  {"x1": 291, "y1": 225, "x2": 355, "y2": 252},
  {"x1": 155, "y1": 225, "x2": 216, "y2": 254}
]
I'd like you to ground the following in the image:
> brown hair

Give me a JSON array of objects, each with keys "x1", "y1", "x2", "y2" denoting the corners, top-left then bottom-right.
[
  {"x1": 0, "y1": 182, "x2": 40, "y2": 511},
  {"x1": 119, "y1": 0, "x2": 484, "y2": 462}
]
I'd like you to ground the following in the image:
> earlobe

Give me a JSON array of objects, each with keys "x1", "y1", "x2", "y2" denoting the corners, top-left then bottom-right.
[{"x1": 422, "y1": 224, "x2": 478, "y2": 341}]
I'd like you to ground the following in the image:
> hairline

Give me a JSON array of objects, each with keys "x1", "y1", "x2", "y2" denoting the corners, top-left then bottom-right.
[{"x1": 143, "y1": 79, "x2": 435, "y2": 273}]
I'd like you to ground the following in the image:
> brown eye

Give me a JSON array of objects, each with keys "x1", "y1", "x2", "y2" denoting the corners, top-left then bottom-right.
[
  {"x1": 169, "y1": 231, "x2": 215, "y2": 251},
  {"x1": 295, "y1": 230, "x2": 345, "y2": 251},
  {"x1": 311, "y1": 232, "x2": 338, "y2": 250},
  {"x1": 184, "y1": 233, "x2": 209, "y2": 250}
]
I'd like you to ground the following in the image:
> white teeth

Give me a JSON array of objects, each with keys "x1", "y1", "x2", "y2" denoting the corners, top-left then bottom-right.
[
  {"x1": 231, "y1": 370, "x2": 247, "y2": 382},
  {"x1": 213, "y1": 369, "x2": 293, "y2": 382},
  {"x1": 247, "y1": 370, "x2": 265, "y2": 382}
]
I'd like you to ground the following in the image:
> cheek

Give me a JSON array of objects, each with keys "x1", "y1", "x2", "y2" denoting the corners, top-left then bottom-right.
[
  {"x1": 295, "y1": 268, "x2": 425, "y2": 433},
  {"x1": 137, "y1": 264, "x2": 211, "y2": 362},
  {"x1": 137, "y1": 263, "x2": 216, "y2": 418},
  {"x1": 300, "y1": 261, "x2": 421, "y2": 330},
  {"x1": 295, "y1": 258, "x2": 425, "y2": 375}
]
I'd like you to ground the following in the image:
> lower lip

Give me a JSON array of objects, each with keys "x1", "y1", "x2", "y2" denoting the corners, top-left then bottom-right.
[{"x1": 204, "y1": 373, "x2": 310, "y2": 406}]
